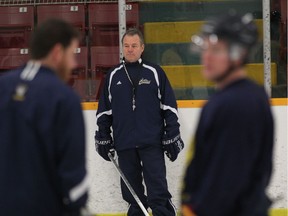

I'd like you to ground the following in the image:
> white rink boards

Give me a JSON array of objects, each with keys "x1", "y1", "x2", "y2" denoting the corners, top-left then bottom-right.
[{"x1": 83, "y1": 105, "x2": 288, "y2": 214}]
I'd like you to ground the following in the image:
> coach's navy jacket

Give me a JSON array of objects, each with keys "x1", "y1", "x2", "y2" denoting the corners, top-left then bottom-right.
[
  {"x1": 0, "y1": 62, "x2": 88, "y2": 216},
  {"x1": 96, "y1": 58, "x2": 180, "y2": 151}
]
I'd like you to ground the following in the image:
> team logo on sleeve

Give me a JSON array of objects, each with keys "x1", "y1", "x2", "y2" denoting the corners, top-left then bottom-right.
[
  {"x1": 138, "y1": 78, "x2": 151, "y2": 85},
  {"x1": 13, "y1": 83, "x2": 28, "y2": 101}
]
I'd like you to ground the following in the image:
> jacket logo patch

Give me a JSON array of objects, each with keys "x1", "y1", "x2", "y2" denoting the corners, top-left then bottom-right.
[
  {"x1": 117, "y1": 81, "x2": 122, "y2": 85},
  {"x1": 13, "y1": 84, "x2": 28, "y2": 101},
  {"x1": 138, "y1": 78, "x2": 151, "y2": 85}
]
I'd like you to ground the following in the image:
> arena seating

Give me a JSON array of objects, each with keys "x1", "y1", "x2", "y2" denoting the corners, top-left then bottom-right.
[
  {"x1": 144, "y1": 19, "x2": 263, "y2": 44},
  {"x1": 68, "y1": 47, "x2": 88, "y2": 101},
  {"x1": 0, "y1": 6, "x2": 34, "y2": 71},
  {"x1": 163, "y1": 63, "x2": 277, "y2": 88},
  {"x1": 140, "y1": 0, "x2": 282, "y2": 98},
  {"x1": 88, "y1": 3, "x2": 139, "y2": 99},
  {"x1": 139, "y1": 0, "x2": 262, "y2": 23},
  {"x1": 37, "y1": 4, "x2": 86, "y2": 46},
  {"x1": 0, "y1": 0, "x2": 285, "y2": 99},
  {"x1": 90, "y1": 46, "x2": 120, "y2": 100},
  {"x1": 163, "y1": 63, "x2": 277, "y2": 99},
  {"x1": 88, "y1": 3, "x2": 139, "y2": 46},
  {"x1": 37, "y1": 4, "x2": 90, "y2": 100},
  {"x1": 0, "y1": 48, "x2": 29, "y2": 70},
  {"x1": 0, "y1": 6, "x2": 34, "y2": 49}
]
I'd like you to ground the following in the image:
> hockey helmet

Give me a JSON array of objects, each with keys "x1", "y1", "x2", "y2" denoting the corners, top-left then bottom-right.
[{"x1": 191, "y1": 12, "x2": 258, "y2": 61}]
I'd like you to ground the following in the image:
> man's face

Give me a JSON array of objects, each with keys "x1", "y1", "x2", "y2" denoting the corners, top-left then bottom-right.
[
  {"x1": 123, "y1": 34, "x2": 144, "y2": 63},
  {"x1": 201, "y1": 39, "x2": 231, "y2": 82},
  {"x1": 57, "y1": 39, "x2": 79, "y2": 82}
]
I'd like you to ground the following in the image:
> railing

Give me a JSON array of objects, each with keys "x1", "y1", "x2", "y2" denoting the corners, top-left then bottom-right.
[{"x1": 0, "y1": 0, "x2": 137, "y2": 6}]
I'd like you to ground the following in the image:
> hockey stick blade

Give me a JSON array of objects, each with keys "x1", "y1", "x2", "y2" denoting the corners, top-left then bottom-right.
[{"x1": 108, "y1": 152, "x2": 150, "y2": 216}]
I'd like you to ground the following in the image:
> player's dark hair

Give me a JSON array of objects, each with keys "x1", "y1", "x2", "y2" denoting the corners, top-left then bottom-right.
[
  {"x1": 30, "y1": 19, "x2": 80, "y2": 60},
  {"x1": 121, "y1": 28, "x2": 144, "y2": 45}
]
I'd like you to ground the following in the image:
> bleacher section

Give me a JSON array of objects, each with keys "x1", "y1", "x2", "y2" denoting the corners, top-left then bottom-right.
[
  {"x1": 162, "y1": 63, "x2": 277, "y2": 99},
  {"x1": 139, "y1": 0, "x2": 262, "y2": 23},
  {"x1": 37, "y1": 4, "x2": 86, "y2": 45},
  {"x1": 70, "y1": 47, "x2": 88, "y2": 101},
  {"x1": 140, "y1": 0, "x2": 280, "y2": 98},
  {"x1": 36, "y1": 4, "x2": 92, "y2": 100},
  {"x1": 0, "y1": 48, "x2": 29, "y2": 70},
  {"x1": 0, "y1": 2, "x2": 139, "y2": 101},
  {"x1": 88, "y1": 3, "x2": 139, "y2": 46},
  {"x1": 144, "y1": 19, "x2": 263, "y2": 43},
  {"x1": 0, "y1": 6, "x2": 33, "y2": 74},
  {"x1": 90, "y1": 46, "x2": 120, "y2": 99},
  {"x1": 88, "y1": 2, "x2": 139, "y2": 100},
  {"x1": 0, "y1": 6, "x2": 34, "y2": 49},
  {"x1": 0, "y1": 0, "x2": 285, "y2": 100},
  {"x1": 164, "y1": 63, "x2": 277, "y2": 88}
]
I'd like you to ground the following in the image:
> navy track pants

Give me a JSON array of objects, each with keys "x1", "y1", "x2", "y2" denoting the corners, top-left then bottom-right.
[{"x1": 117, "y1": 145, "x2": 177, "y2": 216}]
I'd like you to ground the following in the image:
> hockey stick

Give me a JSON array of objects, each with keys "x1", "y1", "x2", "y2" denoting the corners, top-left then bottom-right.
[{"x1": 108, "y1": 152, "x2": 150, "y2": 216}]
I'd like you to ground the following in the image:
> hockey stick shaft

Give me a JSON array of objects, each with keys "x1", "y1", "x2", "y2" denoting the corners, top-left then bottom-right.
[{"x1": 108, "y1": 152, "x2": 149, "y2": 216}]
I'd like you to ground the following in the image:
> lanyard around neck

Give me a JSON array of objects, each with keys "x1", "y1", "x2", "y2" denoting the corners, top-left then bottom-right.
[{"x1": 123, "y1": 63, "x2": 137, "y2": 111}]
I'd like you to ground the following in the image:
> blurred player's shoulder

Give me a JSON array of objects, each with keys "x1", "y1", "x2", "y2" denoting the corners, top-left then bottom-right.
[
  {"x1": 205, "y1": 78, "x2": 269, "y2": 115},
  {"x1": 0, "y1": 66, "x2": 26, "y2": 95},
  {"x1": 0, "y1": 64, "x2": 81, "y2": 105},
  {"x1": 34, "y1": 65, "x2": 82, "y2": 106},
  {"x1": 0, "y1": 66, "x2": 23, "y2": 82}
]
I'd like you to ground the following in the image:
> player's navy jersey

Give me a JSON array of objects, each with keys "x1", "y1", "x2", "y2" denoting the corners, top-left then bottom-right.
[
  {"x1": 182, "y1": 79, "x2": 274, "y2": 216},
  {"x1": 96, "y1": 59, "x2": 180, "y2": 151},
  {"x1": 0, "y1": 62, "x2": 88, "y2": 216}
]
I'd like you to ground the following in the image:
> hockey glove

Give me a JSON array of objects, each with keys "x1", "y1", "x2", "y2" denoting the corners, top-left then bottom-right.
[
  {"x1": 162, "y1": 134, "x2": 184, "y2": 162},
  {"x1": 95, "y1": 132, "x2": 114, "y2": 161}
]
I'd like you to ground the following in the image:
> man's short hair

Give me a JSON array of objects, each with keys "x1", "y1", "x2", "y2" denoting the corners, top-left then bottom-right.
[
  {"x1": 121, "y1": 28, "x2": 144, "y2": 45},
  {"x1": 30, "y1": 19, "x2": 80, "y2": 60}
]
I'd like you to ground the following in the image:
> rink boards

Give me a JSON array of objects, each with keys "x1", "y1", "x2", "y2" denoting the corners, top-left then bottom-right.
[{"x1": 82, "y1": 99, "x2": 288, "y2": 215}]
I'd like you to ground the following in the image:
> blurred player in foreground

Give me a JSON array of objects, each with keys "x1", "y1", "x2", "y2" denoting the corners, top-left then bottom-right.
[
  {"x1": 0, "y1": 19, "x2": 88, "y2": 216},
  {"x1": 182, "y1": 12, "x2": 274, "y2": 216}
]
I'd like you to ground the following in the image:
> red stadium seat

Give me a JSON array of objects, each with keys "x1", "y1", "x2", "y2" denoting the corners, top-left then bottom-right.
[
  {"x1": 0, "y1": 48, "x2": 30, "y2": 70},
  {"x1": 37, "y1": 4, "x2": 86, "y2": 45},
  {"x1": 88, "y1": 3, "x2": 139, "y2": 46},
  {"x1": 37, "y1": 5, "x2": 88, "y2": 99},
  {"x1": 91, "y1": 46, "x2": 120, "y2": 67},
  {"x1": 90, "y1": 46, "x2": 120, "y2": 100},
  {"x1": 0, "y1": 6, "x2": 34, "y2": 48},
  {"x1": 68, "y1": 47, "x2": 88, "y2": 101}
]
